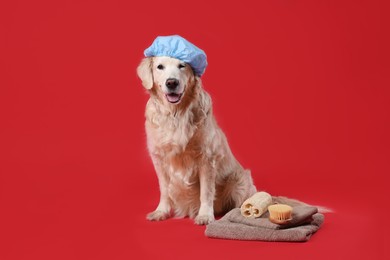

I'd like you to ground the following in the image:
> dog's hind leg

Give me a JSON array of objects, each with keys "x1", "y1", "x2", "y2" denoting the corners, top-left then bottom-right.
[{"x1": 216, "y1": 169, "x2": 257, "y2": 215}]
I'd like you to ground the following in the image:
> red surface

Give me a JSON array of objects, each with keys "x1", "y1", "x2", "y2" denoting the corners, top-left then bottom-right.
[{"x1": 0, "y1": 0, "x2": 388, "y2": 259}]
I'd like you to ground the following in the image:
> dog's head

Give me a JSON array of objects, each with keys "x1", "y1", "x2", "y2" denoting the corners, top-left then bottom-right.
[{"x1": 137, "y1": 56, "x2": 196, "y2": 105}]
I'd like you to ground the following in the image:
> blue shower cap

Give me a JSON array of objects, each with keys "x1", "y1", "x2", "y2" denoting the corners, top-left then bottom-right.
[{"x1": 144, "y1": 35, "x2": 208, "y2": 76}]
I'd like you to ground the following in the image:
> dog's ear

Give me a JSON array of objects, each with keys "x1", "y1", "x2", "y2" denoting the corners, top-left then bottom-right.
[
  {"x1": 137, "y1": 57, "x2": 154, "y2": 90},
  {"x1": 196, "y1": 77, "x2": 212, "y2": 115}
]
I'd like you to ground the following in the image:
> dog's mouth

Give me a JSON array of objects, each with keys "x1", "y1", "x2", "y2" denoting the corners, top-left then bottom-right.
[{"x1": 165, "y1": 93, "x2": 183, "y2": 104}]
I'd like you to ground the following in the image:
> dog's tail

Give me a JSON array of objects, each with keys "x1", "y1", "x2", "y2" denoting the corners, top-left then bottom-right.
[{"x1": 272, "y1": 196, "x2": 333, "y2": 213}]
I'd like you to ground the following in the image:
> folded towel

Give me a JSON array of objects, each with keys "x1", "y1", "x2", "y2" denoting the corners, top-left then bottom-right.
[{"x1": 205, "y1": 206, "x2": 324, "y2": 242}]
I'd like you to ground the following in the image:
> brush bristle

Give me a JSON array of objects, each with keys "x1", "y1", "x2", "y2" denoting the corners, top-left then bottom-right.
[{"x1": 268, "y1": 204, "x2": 293, "y2": 224}]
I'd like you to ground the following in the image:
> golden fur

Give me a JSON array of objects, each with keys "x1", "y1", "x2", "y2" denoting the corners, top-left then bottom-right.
[{"x1": 137, "y1": 56, "x2": 257, "y2": 225}]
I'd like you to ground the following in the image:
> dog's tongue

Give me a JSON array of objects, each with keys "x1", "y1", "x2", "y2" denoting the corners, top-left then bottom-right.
[{"x1": 166, "y1": 93, "x2": 181, "y2": 103}]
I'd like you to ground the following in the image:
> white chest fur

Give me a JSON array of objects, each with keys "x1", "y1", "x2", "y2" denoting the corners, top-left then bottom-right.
[{"x1": 145, "y1": 100, "x2": 198, "y2": 158}]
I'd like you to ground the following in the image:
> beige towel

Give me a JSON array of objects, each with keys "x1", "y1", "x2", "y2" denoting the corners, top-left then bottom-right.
[{"x1": 205, "y1": 206, "x2": 324, "y2": 242}]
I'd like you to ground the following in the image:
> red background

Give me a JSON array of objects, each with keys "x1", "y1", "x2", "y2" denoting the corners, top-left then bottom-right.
[{"x1": 1, "y1": 0, "x2": 388, "y2": 259}]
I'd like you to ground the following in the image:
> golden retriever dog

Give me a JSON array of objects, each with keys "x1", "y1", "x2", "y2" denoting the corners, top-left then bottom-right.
[{"x1": 137, "y1": 56, "x2": 257, "y2": 225}]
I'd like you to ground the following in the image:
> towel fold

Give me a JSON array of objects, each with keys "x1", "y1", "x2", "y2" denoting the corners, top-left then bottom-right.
[{"x1": 205, "y1": 206, "x2": 324, "y2": 242}]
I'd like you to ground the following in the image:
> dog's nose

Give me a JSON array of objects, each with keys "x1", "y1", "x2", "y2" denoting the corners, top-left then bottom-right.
[{"x1": 165, "y1": 78, "x2": 179, "y2": 90}]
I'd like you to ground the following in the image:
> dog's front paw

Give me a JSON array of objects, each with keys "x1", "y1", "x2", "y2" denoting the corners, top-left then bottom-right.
[
  {"x1": 146, "y1": 210, "x2": 170, "y2": 221},
  {"x1": 194, "y1": 214, "x2": 215, "y2": 225}
]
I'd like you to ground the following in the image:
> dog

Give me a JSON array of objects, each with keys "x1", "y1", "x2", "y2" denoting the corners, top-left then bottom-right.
[{"x1": 137, "y1": 55, "x2": 257, "y2": 225}]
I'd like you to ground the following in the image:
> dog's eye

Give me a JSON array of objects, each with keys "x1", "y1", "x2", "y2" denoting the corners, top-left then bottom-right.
[
  {"x1": 157, "y1": 64, "x2": 164, "y2": 70},
  {"x1": 178, "y1": 64, "x2": 186, "y2": 69}
]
